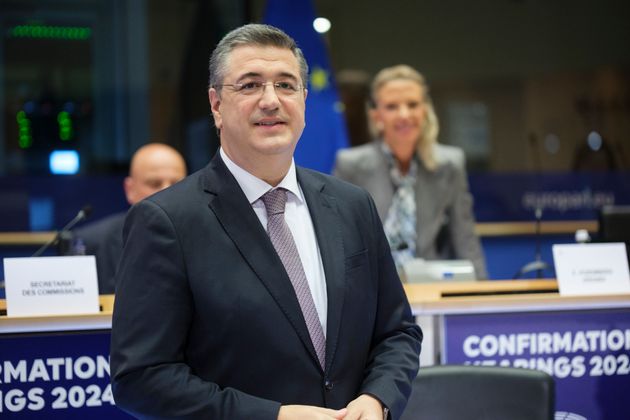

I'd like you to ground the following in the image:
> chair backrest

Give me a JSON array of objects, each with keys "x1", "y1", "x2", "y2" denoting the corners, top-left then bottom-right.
[{"x1": 400, "y1": 365, "x2": 555, "y2": 420}]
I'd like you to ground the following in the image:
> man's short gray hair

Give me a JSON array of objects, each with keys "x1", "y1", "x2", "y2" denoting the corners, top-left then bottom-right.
[{"x1": 208, "y1": 24, "x2": 308, "y2": 92}]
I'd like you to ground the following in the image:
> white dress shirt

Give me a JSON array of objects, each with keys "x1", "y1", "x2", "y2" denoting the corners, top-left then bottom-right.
[{"x1": 220, "y1": 148, "x2": 328, "y2": 334}]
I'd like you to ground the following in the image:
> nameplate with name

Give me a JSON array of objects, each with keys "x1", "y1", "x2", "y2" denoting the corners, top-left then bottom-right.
[
  {"x1": 552, "y1": 243, "x2": 630, "y2": 296},
  {"x1": 3, "y1": 256, "x2": 100, "y2": 317}
]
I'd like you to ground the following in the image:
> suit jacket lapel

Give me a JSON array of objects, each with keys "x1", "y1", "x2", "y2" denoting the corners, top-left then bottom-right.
[
  {"x1": 297, "y1": 168, "x2": 346, "y2": 373},
  {"x1": 202, "y1": 155, "x2": 322, "y2": 369}
]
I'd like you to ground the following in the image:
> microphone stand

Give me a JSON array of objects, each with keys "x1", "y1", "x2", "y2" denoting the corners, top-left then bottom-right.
[
  {"x1": 513, "y1": 207, "x2": 550, "y2": 279},
  {"x1": 32, "y1": 205, "x2": 92, "y2": 257},
  {"x1": 514, "y1": 134, "x2": 551, "y2": 279}
]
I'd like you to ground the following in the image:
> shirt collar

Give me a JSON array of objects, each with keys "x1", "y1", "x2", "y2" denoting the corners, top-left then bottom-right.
[{"x1": 220, "y1": 147, "x2": 304, "y2": 204}]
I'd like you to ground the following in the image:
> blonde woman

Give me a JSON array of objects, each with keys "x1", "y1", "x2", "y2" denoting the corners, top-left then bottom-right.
[{"x1": 334, "y1": 65, "x2": 487, "y2": 278}]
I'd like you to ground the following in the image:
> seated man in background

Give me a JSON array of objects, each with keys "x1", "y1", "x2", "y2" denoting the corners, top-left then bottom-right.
[
  {"x1": 73, "y1": 143, "x2": 187, "y2": 294},
  {"x1": 334, "y1": 65, "x2": 487, "y2": 279}
]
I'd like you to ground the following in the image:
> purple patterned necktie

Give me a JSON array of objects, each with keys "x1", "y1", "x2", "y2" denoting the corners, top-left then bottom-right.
[{"x1": 261, "y1": 188, "x2": 326, "y2": 369}]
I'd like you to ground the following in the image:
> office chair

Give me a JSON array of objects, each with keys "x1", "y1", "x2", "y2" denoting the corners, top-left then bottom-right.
[{"x1": 400, "y1": 365, "x2": 555, "y2": 420}]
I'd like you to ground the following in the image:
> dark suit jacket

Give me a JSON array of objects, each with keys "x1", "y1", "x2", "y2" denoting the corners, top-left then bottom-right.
[
  {"x1": 110, "y1": 154, "x2": 422, "y2": 420},
  {"x1": 334, "y1": 142, "x2": 488, "y2": 279},
  {"x1": 73, "y1": 212, "x2": 126, "y2": 294}
]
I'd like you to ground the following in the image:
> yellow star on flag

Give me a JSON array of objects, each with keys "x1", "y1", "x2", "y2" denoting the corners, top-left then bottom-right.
[{"x1": 309, "y1": 67, "x2": 329, "y2": 92}]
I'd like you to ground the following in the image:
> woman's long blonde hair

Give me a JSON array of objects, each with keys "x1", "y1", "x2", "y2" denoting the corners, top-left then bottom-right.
[{"x1": 370, "y1": 65, "x2": 439, "y2": 171}]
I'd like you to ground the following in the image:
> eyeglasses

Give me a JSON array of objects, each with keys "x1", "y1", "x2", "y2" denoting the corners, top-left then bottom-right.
[{"x1": 215, "y1": 81, "x2": 304, "y2": 97}]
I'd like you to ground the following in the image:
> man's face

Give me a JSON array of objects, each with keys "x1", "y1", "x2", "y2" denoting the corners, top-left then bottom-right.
[
  {"x1": 208, "y1": 45, "x2": 307, "y2": 170},
  {"x1": 128, "y1": 165, "x2": 183, "y2": 203},
  {"x1": 124, "y1": 148, "x2": 187, "y2": 205}
]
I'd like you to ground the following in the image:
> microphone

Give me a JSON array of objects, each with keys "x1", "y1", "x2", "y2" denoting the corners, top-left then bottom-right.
[
  {"x1": 32, "y1": 205, "x2": 92, "y2": 257},
  {"x1": 514, "y1": 134, "x2": 551, "y2": 279},
  {"x1": 514, "y1": 207, "x2": 550, "y2": 278}
]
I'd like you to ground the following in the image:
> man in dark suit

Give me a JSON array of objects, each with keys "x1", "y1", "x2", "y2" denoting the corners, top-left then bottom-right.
[
  {"x1": 73, "y1": 143, "x2": 186, "y2": 294},
  {"x1": 110, "y1": 24, "x2": 422, "y2": 420}
]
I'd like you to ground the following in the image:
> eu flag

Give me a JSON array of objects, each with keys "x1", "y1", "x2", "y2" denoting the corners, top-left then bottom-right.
[{"x1": 264, "y1": 0, "x2": 349, "y2": 174}]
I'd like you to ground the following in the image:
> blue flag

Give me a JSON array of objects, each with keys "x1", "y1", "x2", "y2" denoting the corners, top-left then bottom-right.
[{"x1": 264, "y1": 0, "x2": 349, "y2": 174}]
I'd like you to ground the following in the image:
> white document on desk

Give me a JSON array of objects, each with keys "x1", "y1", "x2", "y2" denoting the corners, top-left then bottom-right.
[
  {"x1": 4, "y1": 256, "x2": 100, "y2": 316},
  {"x1": 553, "y1": 242, "x2": 630, "y2": 296}
]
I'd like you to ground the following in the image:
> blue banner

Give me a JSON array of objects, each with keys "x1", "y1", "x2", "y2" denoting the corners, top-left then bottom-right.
[
  {"x1": 264, "y1": 0, "x2": 349, "y2": 174},
  {"x1": 0, "y1": 331, "x2": 130, "y2": 419},
  {"x1": 1, "y1": 172, "x2": 628, "y2": 234},
  {"x1": 470, "y1": 172, "x2": 630, "y2": 222},
  {"x1": 443, "y1": 309, "x2": 630, "y2": 420},
  {"x1": 0, "y1": 175, "x2": 127, "y2": 232}
]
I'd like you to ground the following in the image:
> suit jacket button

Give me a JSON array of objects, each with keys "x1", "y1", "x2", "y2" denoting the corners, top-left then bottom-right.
[{"x1": 324, "y1": 380, "x2": 334, "y2": 391}]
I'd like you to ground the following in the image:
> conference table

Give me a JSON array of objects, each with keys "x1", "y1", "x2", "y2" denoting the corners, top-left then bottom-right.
[
  {"x1": 0, "y1": 295, "x2": 124, "y2": 418},
  {"x1": 2, "y1": 281, "x2": 629, "y2": 419},
  {"x1": 405, "y1": 280, "x2": 630, "y2": 362},
  {"x1": 406, "y1": 280, "x2": 630, "y2": 420}
]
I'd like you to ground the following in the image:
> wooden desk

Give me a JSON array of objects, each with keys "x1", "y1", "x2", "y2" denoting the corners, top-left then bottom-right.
[
  {"x1": 409, "y1": 280, "x2": 630, "y2": 420},
  {"x1": 2, "y1": 282, "x2": 627, "y2": 419},
  {"x1": 0, "y1": 231, "x2": 56, "y2": 245},
  {"x1": 402, "y1": 279, "x2": 630, "y2": 368},
  {"x1": 475, "y1": 220, "x2": 597, "y2": 236},
  {"x1": 3, "y1": 281, "x2": 629, "y2": 333},
  {"x1": 0, "y1": 294, "x2": 126, "y2": 419},
  {"x1": 404, "y1": 279, "x2": 630, "y2": 315},
  {"x1": 0, "y1": 294, "x2": 114, "y2": 334},
  {"x1": 0, "y1": 219, "x2": 599, "y2": 247}
]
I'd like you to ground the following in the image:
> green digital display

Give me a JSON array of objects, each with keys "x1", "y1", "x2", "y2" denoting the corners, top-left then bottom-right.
[
  {"x1": 57, "y1": 111, "x2": 73, "y2": 141},
  {"x1": 16, "y1": 110, "x2": 33, "y2": 149},
  {"x1": 10, "y1": 24, "x2": 91, "y2": 41}
]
